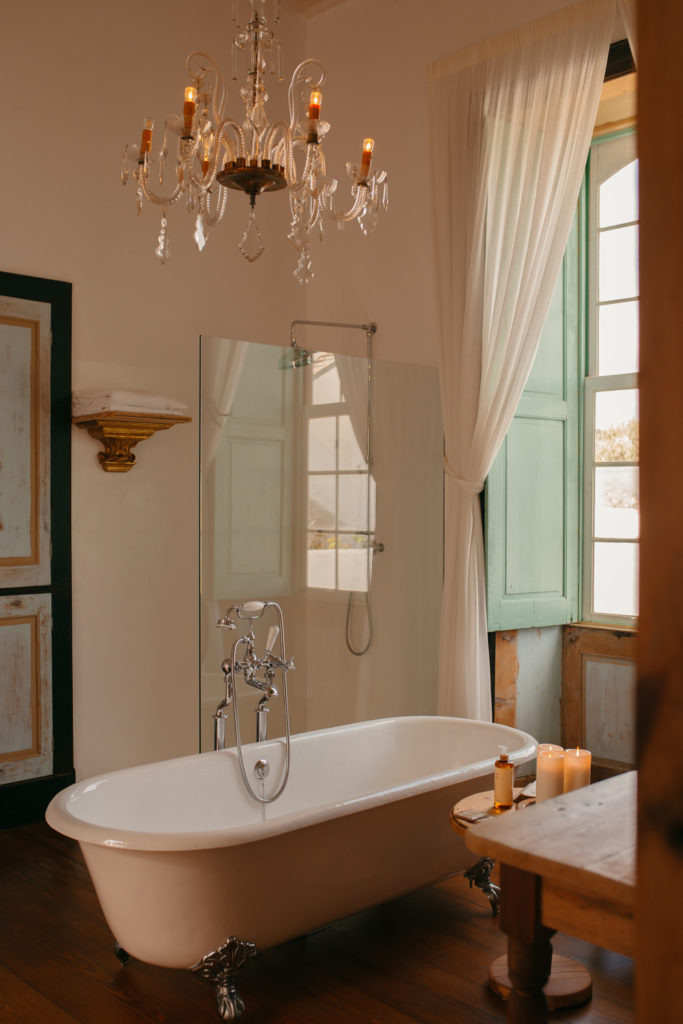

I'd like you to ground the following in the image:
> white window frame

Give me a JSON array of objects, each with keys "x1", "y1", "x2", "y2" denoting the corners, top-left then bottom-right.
[{"x1": 582, "y1": 129, "x2": 639, "y2": 626}]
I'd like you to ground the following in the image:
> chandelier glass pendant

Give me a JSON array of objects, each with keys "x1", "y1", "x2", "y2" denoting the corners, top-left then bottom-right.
[{"x1": 121, "y1": 0, "x2": 388, "y2": 283}]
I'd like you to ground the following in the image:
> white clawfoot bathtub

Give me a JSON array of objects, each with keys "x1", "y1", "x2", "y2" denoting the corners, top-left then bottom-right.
[{"x1": 47, "y1": 716, "x2": 535, "y2": 976}]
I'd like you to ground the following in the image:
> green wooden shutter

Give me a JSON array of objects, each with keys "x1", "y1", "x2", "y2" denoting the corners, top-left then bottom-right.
[{"x1": 485, "y1": 208, "x2": 582, "y2": 630}]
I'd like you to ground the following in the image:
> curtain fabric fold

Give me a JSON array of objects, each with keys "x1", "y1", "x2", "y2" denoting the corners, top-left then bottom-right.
[
  {"x1": 618, "y1": 0, "x2": 637, "y2": 62},
  {"x1": 428, "y1": 0, "x2": 616, "y2": 720},
  {"x1": 201, "y1": 338, "x2": 248, "y2": 466},
  {"x1": 335, "y1": 353, "x2": 370, "y2": 463}
]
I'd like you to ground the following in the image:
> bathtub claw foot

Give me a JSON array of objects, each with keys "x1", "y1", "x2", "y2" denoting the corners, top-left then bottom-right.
[
  {"x1": 190, "y1": 937, "x2": 258, "y2": 1021},
  {"x1": 464, "y1": 856, "x2": 501, "y2": 915},
  {"x1": 114, "y1": 942, "x2": 131, "y2": 965}
]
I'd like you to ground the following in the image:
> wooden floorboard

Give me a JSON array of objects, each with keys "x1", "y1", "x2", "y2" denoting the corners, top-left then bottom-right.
[{"x1": 0, "y1": 823, "x2": 633, "y2": 1023}]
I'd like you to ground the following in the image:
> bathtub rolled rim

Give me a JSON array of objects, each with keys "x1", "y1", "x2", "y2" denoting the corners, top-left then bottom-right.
[{"x1": 45, "y1": 716, "x2": 537, "y2": 852}]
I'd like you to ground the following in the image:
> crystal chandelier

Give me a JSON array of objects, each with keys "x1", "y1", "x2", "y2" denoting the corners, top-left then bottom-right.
[{"x1": 121, "y1": 0, "x2": 388, "y2": 284}]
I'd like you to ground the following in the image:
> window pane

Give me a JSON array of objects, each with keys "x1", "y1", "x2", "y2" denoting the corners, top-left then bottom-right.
[
  {"x1": 599, "y1": 225, "x2": 638, "y2": 302},
  {"x1": 308, "y1": 417, "x2": 336, "y2": 471},
  {"x1": 339, "y1": 415, "x2": 366, "y2": 471},
  {"x1": 338, "y1": 535, "x2": 370, "y2": 591},
  {"x1": 308, "y1": 475, "x2": 335, "y2": 529},
  {"x1": 338, "y1": 473, "x2": 368, "y2": 530},
  {"x1": 307, "y1": 532, "x2": 336, "y2": 589},
  {"x1": 594, "y1": 390, "x2": 639, "y2": 462},
  {"x1": 598, "y1": 301, "x2": 639, "y2": 375},
  {"x1": 593, "y1": 541, "x2": 638, "y2": 617},
  {"x1": 594, "y1": 467, "x2": 639, "y2": 539},
  {"x1": 599, "y1": 159, "x2": 638, "y2": 228},
  {"x1": 311, "y1": 353, "x2": 340, "y2": 404}
]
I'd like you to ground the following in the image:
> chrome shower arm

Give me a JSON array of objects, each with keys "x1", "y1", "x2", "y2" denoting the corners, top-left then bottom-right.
[{"x1": 289, "y1": 319, "x2": 377, "y2": 347}]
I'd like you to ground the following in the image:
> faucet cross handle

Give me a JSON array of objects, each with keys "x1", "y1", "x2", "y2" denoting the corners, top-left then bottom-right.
[{"x1": 263, "y1": 652, "x2": 295, "y2": 672}]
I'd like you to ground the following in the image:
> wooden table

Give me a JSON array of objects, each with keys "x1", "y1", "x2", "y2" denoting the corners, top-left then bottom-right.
[{"x1": 465, "y1": 772, "x2": 636, "y2": 1023}]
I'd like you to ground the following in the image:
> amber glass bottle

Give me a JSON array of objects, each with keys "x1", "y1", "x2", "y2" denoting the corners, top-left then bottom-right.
[{"x1": 493, "y1": 747, "x2": 514, "y2": 810}]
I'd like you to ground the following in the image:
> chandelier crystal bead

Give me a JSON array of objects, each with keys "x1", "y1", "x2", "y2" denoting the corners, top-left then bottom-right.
[{"x1": 122, "y1": 0, "x2": 387, "y2": 281}]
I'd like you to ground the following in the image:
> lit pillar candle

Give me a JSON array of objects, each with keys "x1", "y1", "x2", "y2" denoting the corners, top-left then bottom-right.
[
  {"x1": 536, "y1": 748, "x2": 565, "y2": 802},
  {"x1": 564, "y1": 748, "x2": 591, "y2": 792},
  {"x1": 308, "y1": 90, "x2": 322, "y2": 120},
  {"x1": 183, "y1": 85, "x2": 198, "y2": 133},
  {"x1": 360, "y1": 138, "x2": 374, "y2": 177}
]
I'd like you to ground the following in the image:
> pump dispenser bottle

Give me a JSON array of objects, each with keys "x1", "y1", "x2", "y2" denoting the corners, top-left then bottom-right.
[{"x1": 493, "y1": 746, "x2": 514, "y2": 810}]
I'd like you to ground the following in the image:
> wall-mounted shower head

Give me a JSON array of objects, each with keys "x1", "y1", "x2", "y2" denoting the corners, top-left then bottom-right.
[{"x1": 279, "y1": 343, "x2": 312, "y2": 370}]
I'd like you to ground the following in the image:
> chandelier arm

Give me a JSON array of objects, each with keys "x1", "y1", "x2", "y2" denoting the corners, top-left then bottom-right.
[
  {"x1": 287, "y1": 58, "x2": 326, "y2": 130},
  {"x1": 300, "y1": 144, "x2": 317, "y2": 191},
  {"x1": 215, "y1": 119, "x2": 247, "y2": 164},
  {"x1": 180, "y1": 135, "x2": 211, "y2": 193},
  {"x1": 203, "y1": 185, "x2": 229, "y2": 228},
  {"x1": 186, "y1": 50, "x2": 228, "y2": 122},
  {"x1": 137, "y1": 165, "x2": 183, "y2": 208},
  {"x1": 307, "y1": 194, "x2": 322, "y2": 231},
  {"x1": 323, "y1": 183, "x2": 369, "y2": 223},
  {"x1": 262, "y1": 121, "x2": 293, "y2": 180}
]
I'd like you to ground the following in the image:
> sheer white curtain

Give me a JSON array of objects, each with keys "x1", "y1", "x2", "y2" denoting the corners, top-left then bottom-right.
[
  {"x1": 428, "y1": 0, "x2": 616, "y2": 719},
  {"x1": 201, "y1": 337, "x2": 248, "y2": 466},
  {"x1": 335, "y1": 354, "x2": 369, "y2": 461},
  {"x1": 618, "y1": 0, "x2": 637, "y2": 61}
]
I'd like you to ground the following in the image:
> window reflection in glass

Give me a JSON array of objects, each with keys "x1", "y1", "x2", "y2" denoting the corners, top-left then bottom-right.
[
  {"x1": 308, "y1": 417, "x2": 336, "y2": 471},
  {"x1": 307, "y1": 532, "x2": 336, "y2": 589},
  {"x1": 338, "y1": 535, "x2": 370, "y2": 591},
  {"x1": 338, "y1": 416, "x2": 366, "y2": 471},
  {"x1": 338, "y1": 474, "x2": 367, "y2": 531},
  {"x1": 311, "y1": 352, "x2": 340, "y2": 405},
  {"x1": 308, "y1": 475, "x2": 335, "y2": 530}
]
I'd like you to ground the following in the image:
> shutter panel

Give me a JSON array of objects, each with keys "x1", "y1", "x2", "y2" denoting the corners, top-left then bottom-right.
[{"x1": 485, "y1": 209, "x2": 582, "y2": 630}]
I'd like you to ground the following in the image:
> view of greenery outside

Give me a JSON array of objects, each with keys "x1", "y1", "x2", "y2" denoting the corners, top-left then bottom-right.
[{"x1": 595, "y1": 418, "x2": 639, "y2": 463}]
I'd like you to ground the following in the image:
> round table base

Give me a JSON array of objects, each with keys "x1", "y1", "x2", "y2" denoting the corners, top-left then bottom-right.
[{"x1": 489, "y1": 953, "x2": 592, "y2": 1010}]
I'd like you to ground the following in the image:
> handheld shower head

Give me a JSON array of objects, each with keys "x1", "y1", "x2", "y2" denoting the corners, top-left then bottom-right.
[{"x1": 237, "y1": 601, "x2": 267, "y2": 619}]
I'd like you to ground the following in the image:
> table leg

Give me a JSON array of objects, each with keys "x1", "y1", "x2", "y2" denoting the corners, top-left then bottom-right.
[{"x1": 499, "y1": 864, "x2": 554, "y2": 1024}]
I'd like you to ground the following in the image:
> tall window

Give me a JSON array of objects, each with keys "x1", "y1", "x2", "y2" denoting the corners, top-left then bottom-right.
[
  {"x1": 583, "y1": 130, "x2": 639, "y2": 622},
  {"x1": 304, "y1": 353, "x2": 375, "y2": 593}
]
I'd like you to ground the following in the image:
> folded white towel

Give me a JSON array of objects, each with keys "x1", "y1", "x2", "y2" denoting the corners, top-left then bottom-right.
[{"x1": 72, "y1": 389, "x2": 189, "y2": 418}]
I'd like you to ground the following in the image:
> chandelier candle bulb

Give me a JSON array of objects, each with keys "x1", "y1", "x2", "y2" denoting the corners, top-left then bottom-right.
[
  {"x1": 183, "y1": 86, "x2": 197, "y2": 132},
  {"x1": 360, "y1": 138, "x2": 374, "y2": 177},
  {"x1": 201, "y1": 135, "x2": 213, "y2": 176},
  {"x1": 308, "y1": 91, "x2": 322, "y2": 120},
  {"x1": 536, "y1": 748, "x2": 565, "y2": 802},
  {"x1": 140, "y1": 118, "x2": 154, "y2": 158},
  {"x1": 564, "y1": 748, "x2": 592, "y2": 793}
]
